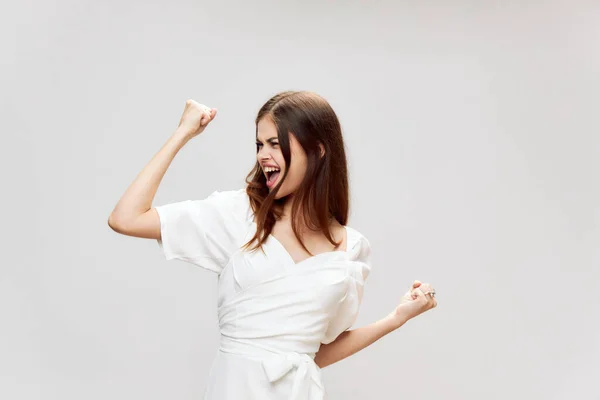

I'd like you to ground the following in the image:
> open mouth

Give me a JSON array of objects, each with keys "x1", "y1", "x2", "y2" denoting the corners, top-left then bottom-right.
[{"x1": 264, "y1": 167, "x2": 281, "y2": 188}]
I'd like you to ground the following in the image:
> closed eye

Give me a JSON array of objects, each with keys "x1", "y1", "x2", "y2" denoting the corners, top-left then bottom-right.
[{"x1": 255, "y1": 142, "x2": 279, "y2": 150}]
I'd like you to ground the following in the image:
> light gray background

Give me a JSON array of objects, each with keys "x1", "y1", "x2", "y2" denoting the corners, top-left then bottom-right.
[{"x1": 2, "y1": 0, "x2": 598, "y2": 399}]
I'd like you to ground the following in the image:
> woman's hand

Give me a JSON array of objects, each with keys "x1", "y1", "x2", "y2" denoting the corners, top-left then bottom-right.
[
  {"x1": 173, "y1": 99, "x2": 218, "y2": 141},
  {"x1": 389, "y1": 280, "x2": 437, "y2": 324}
]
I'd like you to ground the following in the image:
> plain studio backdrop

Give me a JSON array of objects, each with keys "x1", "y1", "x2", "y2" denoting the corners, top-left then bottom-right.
[{"x1": 1, "y1": 0, "x2": 598, "y2": 399}]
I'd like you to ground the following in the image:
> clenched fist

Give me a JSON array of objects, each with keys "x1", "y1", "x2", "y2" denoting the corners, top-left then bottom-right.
[
  {"x1": 174, "y1": 99, "x2": 218, "y2": 140},
  {"x1": 390, "y1": 280, "x2": 437, "y2": 322}
]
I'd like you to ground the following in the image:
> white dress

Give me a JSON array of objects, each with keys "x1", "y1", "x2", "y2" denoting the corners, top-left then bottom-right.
[{"x1": 155, "y1": 189, "x2": 372, "y2": 399}]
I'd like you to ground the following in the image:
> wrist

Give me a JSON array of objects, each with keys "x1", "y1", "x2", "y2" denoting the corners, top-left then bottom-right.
[
  {"x1": 170, "y1": 130, "x2": 192, "y2": 145},
  {"x1": 386, "y1": 308, "x2": 411, "y2": 330}
]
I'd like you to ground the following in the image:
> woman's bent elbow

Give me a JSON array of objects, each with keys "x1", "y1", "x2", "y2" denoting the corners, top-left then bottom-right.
[{"x1": 107, "y1": 210, "x2": 161, "y2": 239}]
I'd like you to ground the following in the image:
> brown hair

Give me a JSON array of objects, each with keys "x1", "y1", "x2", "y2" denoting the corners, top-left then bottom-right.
[{"x1": 242, "y1": 91, "x2": 350, "y2": 255}]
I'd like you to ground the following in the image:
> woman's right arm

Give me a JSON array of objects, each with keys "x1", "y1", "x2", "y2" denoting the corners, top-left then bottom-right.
[{"x1": 107, "y1": 100, "x2": 217, "y2": 239}]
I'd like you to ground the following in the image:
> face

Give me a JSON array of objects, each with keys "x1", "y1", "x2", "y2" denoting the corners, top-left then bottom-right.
[{"x1": 256, "y1": 116, "x2": 308, "y2": 199}]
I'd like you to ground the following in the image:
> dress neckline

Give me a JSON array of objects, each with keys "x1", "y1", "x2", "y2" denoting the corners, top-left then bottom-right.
[{"x1": 268, "y1": 225, "x2": 350, "y2": 266}]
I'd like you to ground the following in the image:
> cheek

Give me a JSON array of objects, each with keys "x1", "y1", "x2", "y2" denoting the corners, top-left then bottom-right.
[
  {"x1": 288, "y1": 156, "x2": 307, "y2": 181},
  {"x1": 274, "y1": 150, "x2": 284, "y2": 163}
]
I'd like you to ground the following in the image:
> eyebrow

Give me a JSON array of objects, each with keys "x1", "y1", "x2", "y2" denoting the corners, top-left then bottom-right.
[{"x1": 256, "y1": 137, "x2": 279, "y2": 143}]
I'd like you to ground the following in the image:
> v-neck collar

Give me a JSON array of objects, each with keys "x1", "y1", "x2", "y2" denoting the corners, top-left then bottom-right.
[{"x1": 268, "y1": 226, "x2": 351, "y2": 266}]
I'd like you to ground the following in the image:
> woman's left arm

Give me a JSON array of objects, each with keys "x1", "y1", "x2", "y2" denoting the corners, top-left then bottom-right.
[
  {"x1": 314, "y1": 311, "x2": 409, "y2": 368},
  {"x1": 314, "y1": 281, "x2": 437, "y2": 368}
]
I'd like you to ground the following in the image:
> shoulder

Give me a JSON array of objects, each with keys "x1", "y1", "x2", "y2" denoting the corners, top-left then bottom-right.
[
  {"x1": 205, "y1": 187, "x2": 247, "y2": 202},
  {"x1": 344, "y1": 225, "x2": 372, "y2": 282},
  {"x1": 203, "y1": 188, "x2": 253, "y2": 219},
  {"x1": 205, "y1": 188, "x2": 248, "y2": 207},
  {"x1": 344, "y1": 226, "x2": 372, "y2": 263},
  {"x1": 162, "y1": 188, "x2": 252, "y2": 226}
]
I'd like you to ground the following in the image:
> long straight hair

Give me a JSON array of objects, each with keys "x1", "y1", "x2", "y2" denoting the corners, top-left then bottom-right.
[{"x1": 242, "y1": 91, "x2": 350, "y2": 255}]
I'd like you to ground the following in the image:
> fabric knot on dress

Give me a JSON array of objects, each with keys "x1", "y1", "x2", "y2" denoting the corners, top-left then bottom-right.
[{"x1": 261, "y1": 352, "x2": 324, "y2": 400}]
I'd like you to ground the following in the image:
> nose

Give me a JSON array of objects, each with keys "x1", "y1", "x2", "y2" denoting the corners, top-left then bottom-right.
[{"x1": 257, "y1": 146, "x2": 271, "y2": 162}]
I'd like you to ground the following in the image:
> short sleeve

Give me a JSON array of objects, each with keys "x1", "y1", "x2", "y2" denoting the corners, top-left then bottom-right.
[
  {"x1": 321, "y1": 233, "x2": 372, "y2": 344},
  {"x1": 154, "y1": 189, "x2": 251, "y2": 274}
]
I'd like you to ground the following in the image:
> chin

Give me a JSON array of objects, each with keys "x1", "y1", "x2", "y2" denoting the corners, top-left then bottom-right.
[
  {"x1": 275, "y1": 186, "x2": 299, "y2": 200},
  {"x1": 273, "y1": 190, "x2": 287, "y2": 200},
  {"x1": 269, "y1": 185, "x2": 287, "y2": 198}
]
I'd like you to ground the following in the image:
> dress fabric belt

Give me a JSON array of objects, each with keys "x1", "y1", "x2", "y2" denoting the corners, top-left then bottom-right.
[{"x1": 219, "y1": 336, "x2": 324, "y2": 400}]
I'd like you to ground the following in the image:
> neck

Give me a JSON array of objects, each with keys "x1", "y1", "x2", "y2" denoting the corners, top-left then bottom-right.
[
  {"x1": 279, "y1": 194, "x2": 295, "y2": 221},
  {"x1": 278, "y1": 195, "x2": 334, "y2": 234}
]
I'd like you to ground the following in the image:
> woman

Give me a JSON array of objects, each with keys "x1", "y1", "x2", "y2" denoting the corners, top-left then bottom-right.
[{"x1": 108, "y1": 91, "x2": 437, "y2": 399}]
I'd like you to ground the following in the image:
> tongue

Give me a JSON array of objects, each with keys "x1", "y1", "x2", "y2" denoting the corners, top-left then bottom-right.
[{"x1": 268, "y1": 171, "x2": 280, "y2": 184}]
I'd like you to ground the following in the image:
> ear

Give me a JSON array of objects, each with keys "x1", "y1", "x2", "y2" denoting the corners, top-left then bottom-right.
[{"x1": 318, "y1": 142, "x2": 325, "y2": 158}]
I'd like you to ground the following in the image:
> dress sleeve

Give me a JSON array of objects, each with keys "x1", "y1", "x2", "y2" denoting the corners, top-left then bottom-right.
[
  {"x1": 154, "y1": 188, "x2": 251, "y2": 274},
  {"x1": 321, "y1": 234, "x2": 372, "y2": 344}
]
